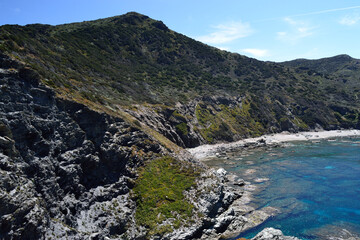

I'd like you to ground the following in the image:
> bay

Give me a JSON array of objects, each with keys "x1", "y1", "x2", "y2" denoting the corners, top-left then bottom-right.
[{"x1": 204, "y1": 137, "x2": 360, "y2": 239}]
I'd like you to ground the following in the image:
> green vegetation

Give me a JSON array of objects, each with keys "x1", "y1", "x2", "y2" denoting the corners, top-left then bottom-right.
[
  {"x1": 175, "y1": 122, "x2": 188, "y2": 136},
  {"x1": 133, "y1": 156, "x2": 200, "y2": 236},
  {"x1": 195, "y1": 100, "x2": 265, "y2": 143},
  {"x1": 293, "y1": 117, "x2": 309, "y2": 130},
  {"x1": 171, "y1": 110, "x2": 187, "y2": 122},
  {"x1": 0, "y1": 12, "x2": 359, "y2": 145}
]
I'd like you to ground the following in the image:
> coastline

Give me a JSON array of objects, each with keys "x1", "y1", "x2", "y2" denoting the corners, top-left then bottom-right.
[
  {"x1": 188, "y1": 129, "x2": 360, "y2": 239},
  {"x1": 187, "y1": 129, "x2": 360, "y2": 159}
]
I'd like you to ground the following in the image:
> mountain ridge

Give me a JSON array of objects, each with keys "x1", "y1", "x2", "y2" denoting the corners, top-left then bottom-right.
[{"x1": 0, "y1": 12, "x2": 359, "y2": 148}]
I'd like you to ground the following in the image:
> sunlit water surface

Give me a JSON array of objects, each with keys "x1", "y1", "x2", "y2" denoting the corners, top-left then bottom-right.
[{"x1": 204, "y1": 137, "x2": 360, "y2": 239}]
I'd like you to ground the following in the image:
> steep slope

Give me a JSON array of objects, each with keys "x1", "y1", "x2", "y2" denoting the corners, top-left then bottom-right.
[
  {"x1": 1, "y1": 12, "x2": 359, "y2": 148},
  {"x1": 0, "y1": 54, "x2": 165, "y2": 239}
]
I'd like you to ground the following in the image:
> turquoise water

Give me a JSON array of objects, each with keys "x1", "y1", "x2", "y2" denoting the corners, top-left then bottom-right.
[{"x1": 205, "y1": 137, "x2": 360, "y2": 239}]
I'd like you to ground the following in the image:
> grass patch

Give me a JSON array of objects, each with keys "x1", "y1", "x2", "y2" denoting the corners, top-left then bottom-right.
[
  {"x1": 133, "y1": 156, "x2": 200, "y2": 236},
  {"x1": 175, "y1": 122, "x2": 188, "y2": 136}
]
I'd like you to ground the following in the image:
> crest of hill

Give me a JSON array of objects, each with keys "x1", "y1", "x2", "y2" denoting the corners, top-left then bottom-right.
[
  {"x1": 0, "y1": 12, "x2": 304, "y2": 104},
  {"x1": 281, "y1": 54, "x2": 358, "y2": 74},
  {"x1": 281, "y1": 54, "x2": 360, "y2": 93}
]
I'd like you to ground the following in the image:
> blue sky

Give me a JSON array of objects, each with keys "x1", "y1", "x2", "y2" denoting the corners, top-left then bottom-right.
[{"x1": 1, "y1": 0, "x2": 360, "y2": 62}]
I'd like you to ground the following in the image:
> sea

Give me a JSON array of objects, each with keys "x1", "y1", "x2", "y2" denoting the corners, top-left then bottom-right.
[{"x1": 204, "y1": 137, "x2": 360, "y2": 239}]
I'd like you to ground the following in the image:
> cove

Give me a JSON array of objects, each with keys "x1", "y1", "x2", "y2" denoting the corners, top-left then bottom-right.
[{"x1": 204, "y1": 137, "x2": 360, "y2": 239}]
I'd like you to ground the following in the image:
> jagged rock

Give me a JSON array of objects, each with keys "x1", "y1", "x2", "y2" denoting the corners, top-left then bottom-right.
[
  {"x1": 251, "y1": 228, "x2": 300, "y2": 240},
  {"x1": 234, "y1": 178, "x2": 246, "y2": 186},
  {"x1": 0, "y1": 56, "x2": 165, "y2": 239},
  {"x1": 215, "y1": 168, "x2": 227, "y2": 178}
]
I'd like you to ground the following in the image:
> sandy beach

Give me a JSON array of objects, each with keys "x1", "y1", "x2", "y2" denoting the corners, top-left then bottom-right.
[{"x1": 187, "y1": 129, "x2": 360, "y2": 159}]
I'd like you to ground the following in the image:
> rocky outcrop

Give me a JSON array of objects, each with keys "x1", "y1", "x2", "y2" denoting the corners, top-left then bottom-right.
[
  {"x1": 0, "y1": 57, "x2": 165, "y2": 239},
  {"x1": 125, "y1": 94, "x2": 334, "y2": 149},
  {"x1": 125, "y1": 103, "x2": 203, "y2": 148},
  {"x1": 171, "y1": 169, "x2": 279, "y2": 240},
  {"x1": 251, "y1": 228, "x2": 300, "y2": 240}
]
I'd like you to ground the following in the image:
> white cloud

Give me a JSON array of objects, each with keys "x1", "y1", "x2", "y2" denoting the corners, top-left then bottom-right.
[
  {"x1": 339, "y1": 14, "x2": 360, "y2": 25},
  {"x1": 217, "y1": 46, "x2": 231, "y2": 51},
  {"x1": 277, "y1": 17, "x2": 315, "y2": 44},
  {"x1": 283, "y1": 17, "x2": 297, "y2": 25},
  {"x1": 196, "y1": 21, "x2": 253, "y2": 44},
  {"x1": 241, "y1": 48, "x2": 268, "y2": 58}
]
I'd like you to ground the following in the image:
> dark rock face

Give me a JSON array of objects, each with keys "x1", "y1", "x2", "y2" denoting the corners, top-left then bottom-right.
[
  {"x1": 0, "y1": 56, "x2": 163, "y2": 239},
  {"x1": 0, "y1": 55, "x2": 265, "y2": 240}
]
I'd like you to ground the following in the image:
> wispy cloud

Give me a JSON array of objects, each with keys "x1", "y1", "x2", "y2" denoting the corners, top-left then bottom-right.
[
  {"x1": 290, "y1": 5, "x2": 360, "y2": 17},
  {"x1": 277, "y1": 17, "x2": 315, "y2": 44},
  {"x1": 256, "y1": 5, "x2": 360, "y2": 23},
  {"x1": 339, "y1": 13, "x2": 360, "y2": 25},
  {"x1": 241, "y1": 48, "x2": 268, "y2": 58},
  {"x1": 196, "y1": 21, "x2": 253, "y2": 44}
]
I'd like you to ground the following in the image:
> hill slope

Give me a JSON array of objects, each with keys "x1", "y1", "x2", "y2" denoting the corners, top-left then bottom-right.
[
  {"x1": 282, "y1": 54, "x2": 360, "y2": 106},
  {"x1": 0, "y1": 12, "x2": 359, "y2": 148},
  {"x1": 0, "y1": 53, "x2": 257, "y2": 240}
]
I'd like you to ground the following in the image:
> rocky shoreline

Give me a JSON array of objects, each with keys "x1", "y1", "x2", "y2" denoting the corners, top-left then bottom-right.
[
  {"x1": 1, "y1": 12, "x2": 360, "y2": 239},
  {"x1": 179, "y1": 167, "x2": 301, "y2": 240},
  {"x1": 169, "y1": 166, "x2": 293, "y2": 240},
  {"x1": 186, "y1": 131, "x2": 360, "y2": 240}
]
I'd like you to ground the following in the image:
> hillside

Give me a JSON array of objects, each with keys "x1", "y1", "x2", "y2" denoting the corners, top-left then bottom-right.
[
  {"x1": 0, "y1": 54, "x2": 262, "y2": 240},
  {"x1": 282, "y1": 54, "x2": 360, "y2": 107},
  {"x1": 1, "y1": 12, "x2": 359, "y2": 148}
]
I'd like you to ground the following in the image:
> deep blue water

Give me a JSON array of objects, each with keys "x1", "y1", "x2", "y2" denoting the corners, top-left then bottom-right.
[{"x1": 205, "y1": 137, "x2": 360, "y2": 239}]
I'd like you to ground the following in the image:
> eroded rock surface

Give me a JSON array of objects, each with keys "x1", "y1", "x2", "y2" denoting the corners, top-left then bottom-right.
[
  {"x1": 0, "y1": 57, "x2": 164, "y2": 239},
  {"x1": 0, "y1": 55, "x2": 294, "y2": 240},
  {"x1": 252, "y1": 228, "x2": 300, "y2": 240}
]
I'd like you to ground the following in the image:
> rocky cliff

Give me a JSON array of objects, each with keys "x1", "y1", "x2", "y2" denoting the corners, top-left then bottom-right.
[
  {"x1": 0, "y1": 54, "x2": 282, "y2": 240},
  {"x1": 0, "y1": 54, "x2": 165, "y2": 239}
]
